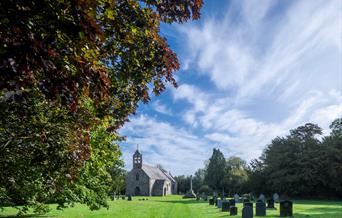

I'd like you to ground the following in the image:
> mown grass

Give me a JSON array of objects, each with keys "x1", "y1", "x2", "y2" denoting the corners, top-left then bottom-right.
[{"x1": 1, "y1": 195, "x2": 341, "y2": 217}]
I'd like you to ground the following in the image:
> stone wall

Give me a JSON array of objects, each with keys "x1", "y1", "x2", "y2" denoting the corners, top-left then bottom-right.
[{"x1": 125, "y1": 168, "x2": 150, "y2": 196}]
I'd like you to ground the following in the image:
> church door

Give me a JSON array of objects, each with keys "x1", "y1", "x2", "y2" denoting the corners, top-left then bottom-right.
[{"x1": 135, "y1": 187, "x2": 141, "y2": 196}]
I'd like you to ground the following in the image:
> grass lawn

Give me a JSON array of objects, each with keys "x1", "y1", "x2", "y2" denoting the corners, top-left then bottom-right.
[{"x1": 1, "y1": 195, "x2": 341, "y2": 218}]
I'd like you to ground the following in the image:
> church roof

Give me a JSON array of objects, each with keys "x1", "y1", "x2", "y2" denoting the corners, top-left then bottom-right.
[
  {"x1": 163, "y1": 171, "x2": 176, "y2": 183},
  {"x1": 141, "y1": 164, "x2": 175, "y2": 182}
]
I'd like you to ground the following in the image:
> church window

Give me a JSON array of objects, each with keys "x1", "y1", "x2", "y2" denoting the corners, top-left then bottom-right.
[{"x1": 136, "y1": 173, "x2": 139, "y2": 181}]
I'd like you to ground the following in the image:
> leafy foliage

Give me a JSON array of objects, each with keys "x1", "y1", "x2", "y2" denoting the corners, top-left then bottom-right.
[
  {"x1": 248, "y1": 119, "x2": 342, "y2": 198},
  {"x1": 204, "y1": 148, "x2": 226, "y2": 191},
  {"x1": 0, "y1": 0, "x2": 203, "y2": 214},
  {"x1": 180, "y1": 120, "x2": 342, "y2": 199}
]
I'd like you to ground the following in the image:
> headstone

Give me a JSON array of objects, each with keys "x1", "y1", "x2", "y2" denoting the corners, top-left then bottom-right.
[
  {"x1": 256, "y1": 201, "x2": 266, "y2": 216},
  {"x1": 234, "y1": 194, "x2": 240, "y2": 203},
  {"x1": 229, "y1": 199, "x2": 236, "y2": 206},
  {"x1": 222, "y1": 201, "x2": 230, "y2": 212},
  {"x1": 280, "y1": 200, "x2": 293, "y2": 217},
  {"x1": 230, "y1": 206, "x2": 238, "y2": 215},
  {"x1": 244, "y1": 202, "x2": 253, "y2": 208},
  {"x1": 217, "y1": 199, "x2": 223, "y2": 208},
  {"x1": 213, "y1": 191, "x2": 218, "y2": 197},
  {"x1": 242, "y1": 206, "x2": 253, "y2": 218},
  {"x1": 243, "y1": 198, "x2": 250, "y2": 203},
  {"x1": 267, "y1": 199, "x2": 275, "y2": 209},
  {"x1": 209, "y1": 198, "x2": 214, "y2": 205},
  {"x1": 127, "y1": 195, "x2": 132, "y2": 201},
  {"x1": 258, "y1": 194, "x2": 266, "y2": 203},
  {"x1": 273, "y1": 193, "x2": 280, "y2": 202}
]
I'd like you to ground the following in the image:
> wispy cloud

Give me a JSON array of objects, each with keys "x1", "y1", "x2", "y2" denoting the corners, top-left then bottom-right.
[
  {"x1": 120, "y1": 115, "x2": 211, "y2": 175},
  {"x1": 120, "y1": 0, "x2": 341, "y2": 175},
  {"x1": 177, "y1": 0, "x2": 341, "y2": 101},
  {"x1": 152, "y1": 100, "x2": 173, "y2": 115}
]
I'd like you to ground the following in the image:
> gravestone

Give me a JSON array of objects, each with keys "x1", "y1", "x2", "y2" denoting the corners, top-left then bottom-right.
[
  {"x1": 222, "y1": 201, "x2": 230, "y2": 212},
  {"x1": 209, "y1": 198, "x2": 214, "y2": 205},
  {"x1": 213, "y1": 191, "x2": 218, "y2": 197},
  {"x1": 230, "y1": 206, "x2": 238, "y2": 216},
  {"x1": 217, "y1": 199, "x2": 223, "y2": 208},
  {"x1": 267, "y1": 199, "x2": 275, "y2": 209},
  {"x1": 258, "y1": 194, "x2": 266, "y2": 203},
  {"x1": 244, "y1": 202, "x2": 253, "y2": 208},
  {"x1": 234, "y1": 194, "x2": 240, "y2": 203},
  {"x1": 243, "y1": 198, "x2": 250, "y2": 203},
  {"x1": 229, "y1": 199, "x2": 236, "y2": 206},
  {"x1": 242, "y1": 206, "x2": 253, "y2": 218},
  {"x1": 256, "y1": 201, "x2": 266, "y2": 216},
  {"x1": 273, "y1": 193, "x2": 280, "y2": 202},
  {"x1": 280, "y1": 200, "x2": 293, "y2": 217},
  {"x1": 127, "y1": 195, "x2": 132, "y2": 201}
]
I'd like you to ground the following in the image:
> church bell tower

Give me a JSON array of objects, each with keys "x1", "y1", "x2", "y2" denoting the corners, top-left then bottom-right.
[{"x1": 133, "y1": 149, "x2": 142, "y2": 169}]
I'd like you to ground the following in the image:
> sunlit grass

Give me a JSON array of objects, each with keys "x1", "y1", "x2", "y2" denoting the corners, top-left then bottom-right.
[{"x1": 1, "y1": 195, "x2": 341, "y2": 217}]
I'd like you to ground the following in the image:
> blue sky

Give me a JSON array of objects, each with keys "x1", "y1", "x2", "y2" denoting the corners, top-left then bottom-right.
[{"x1": 119, "y1": 0, "x2": 341, "y2": 175}]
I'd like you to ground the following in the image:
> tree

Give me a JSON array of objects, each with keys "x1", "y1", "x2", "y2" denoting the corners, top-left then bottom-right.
[
  {"x1": 204, "y1": 148, "x2": 226, "y2": 192},
  {"x1": 246, "y1": 158, "x2": 267, "y2": 195},
  {"x1": 320, "y1": 118, "x2": 342, "y2": 197},
  {"x1": 221, "y1": 156, "x2": 248, "y2": 195},
  {"x1": 0, "y1": 0, "x2": 203, "y2": 214},
  {"x1": 192, "y1": 168, "x2": 206, "y2": 193},
  {"x1": 248, "y1": 121, "x2": 342, "y2": 198},
  {"x1": 329, "y1": 118, "x2": 342, "y2": 137},
  {"x1": 174, "y1": 175, "x2": 191, "y2": 194}
]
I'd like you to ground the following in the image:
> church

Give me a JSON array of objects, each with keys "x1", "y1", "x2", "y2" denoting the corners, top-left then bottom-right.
[{"x1": 125, "y1": 149, "x2": 177, "y2": 196}]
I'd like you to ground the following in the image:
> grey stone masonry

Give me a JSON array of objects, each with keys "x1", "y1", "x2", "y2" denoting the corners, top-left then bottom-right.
[{"x1": 126, "y1": 149, "x2": 177, "y2": 196}]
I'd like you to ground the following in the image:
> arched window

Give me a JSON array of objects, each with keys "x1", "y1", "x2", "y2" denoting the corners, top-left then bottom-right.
[{"x1": 136, "y1": 173, "x2": 139, "y2": 181}]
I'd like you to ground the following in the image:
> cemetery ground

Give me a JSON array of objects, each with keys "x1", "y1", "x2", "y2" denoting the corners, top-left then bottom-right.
[{"x1": 1, "y1": 195, "x2": 341, "y2": 218}]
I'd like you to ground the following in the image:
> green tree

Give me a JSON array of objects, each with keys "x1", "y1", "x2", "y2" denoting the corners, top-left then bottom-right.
[
  {"x1": 192, "y1": 168, "x2": 206, "y2": 193},
  {"x1": 204, "y1": 148, "x2": 226, "y2": 192},
  {"x1": 250, "y1": 122, "x2": 342, "y2": 198},
  {"x1": 174, "y1": 175, "x2": 191, "y2": 194},
  {"x1": 319, "y1": 118, "x2": 342, "y2": 197},
  {"x1": 222, "y1": 156, "x2": 248, "y2": 195},
  {"x1": 0, "y1": 0, "x2": 203, "y2": 214}
]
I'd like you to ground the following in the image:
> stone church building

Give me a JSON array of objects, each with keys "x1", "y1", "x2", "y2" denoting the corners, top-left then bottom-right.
[{"x1": 126, "y1": 149, "x2": 177, "y2": 196}]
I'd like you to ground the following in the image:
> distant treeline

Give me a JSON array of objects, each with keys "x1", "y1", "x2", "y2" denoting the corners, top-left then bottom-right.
[{"x1": 175, "y1": 118, "x2": 342, "y2": 199}]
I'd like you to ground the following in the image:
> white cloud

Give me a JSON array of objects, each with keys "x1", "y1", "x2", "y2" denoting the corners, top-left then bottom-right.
[
  {"x1": 120, "y1": 0, "x2": 341, "y2": 175},
  {"x1": 120, "y1": 115, "x2": 211, "y2": 175},
  {"x1": 177, "y1": 0, "x2": 341, "y2": 101},
  {"x1": 172, "y1": 83, "x2": 341, "y2": 162},
  {"x1": 152, "y1": 100, "x2": 173, "y2": 115}
]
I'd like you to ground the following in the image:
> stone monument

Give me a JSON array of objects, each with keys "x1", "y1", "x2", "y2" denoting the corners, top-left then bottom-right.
[
  {"x1": 280, "y1": 200, "x2": 293, "y2": 217},
  {"x1": 183, "y1": 175, "x2": 197, "y2": 198}
]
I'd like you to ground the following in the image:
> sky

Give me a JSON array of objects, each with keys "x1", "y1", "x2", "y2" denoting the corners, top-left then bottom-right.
[{"x1": 119, "y1": 0, "x2": 342, "y2": 175}]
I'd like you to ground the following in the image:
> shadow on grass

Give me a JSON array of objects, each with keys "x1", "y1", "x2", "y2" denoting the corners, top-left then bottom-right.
[
  {"x1": 293, "y1": 200, "x2": 342, "y2": 206},
  {"x1": 151, "y1": 199, "x2": 204, "y2": 204},
  {"x1": 293, "y1": 213, "x2": 342, "y2": 218}
]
